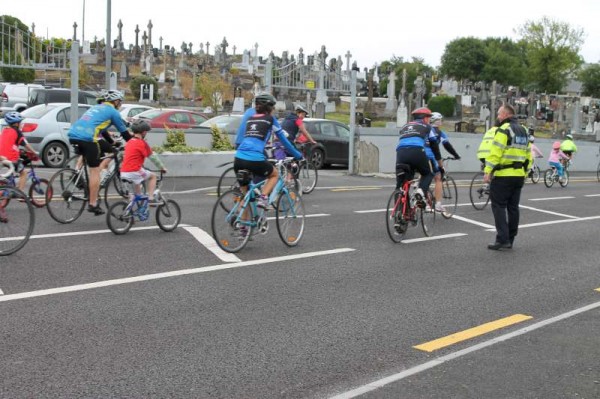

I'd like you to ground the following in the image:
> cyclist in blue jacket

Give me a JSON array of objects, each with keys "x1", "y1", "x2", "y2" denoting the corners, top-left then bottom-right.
[{"x1": 234, "y1": 93, "x2": 303, "y2": 209}]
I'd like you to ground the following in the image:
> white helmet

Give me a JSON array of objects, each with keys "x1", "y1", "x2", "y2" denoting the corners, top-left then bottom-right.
[
  {"x1": 430, "y1": 112, "x2": 443, "y2": 123},
  {"x1": 104, "y1": 90, "x2": 124, "y2": 102}
]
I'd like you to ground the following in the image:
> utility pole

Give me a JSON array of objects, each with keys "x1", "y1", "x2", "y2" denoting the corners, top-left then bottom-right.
[{"x1": 105, "y1": 0, "x2": 112, "y2": 88}]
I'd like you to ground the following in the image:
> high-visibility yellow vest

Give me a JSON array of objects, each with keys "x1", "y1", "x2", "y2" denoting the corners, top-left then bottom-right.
[
  {"x1": 477, "y1": 127, "x2": 497, "y2": 160},
  {"x1": 484, "y1": 120, "x2": 532, "y2": 177}
]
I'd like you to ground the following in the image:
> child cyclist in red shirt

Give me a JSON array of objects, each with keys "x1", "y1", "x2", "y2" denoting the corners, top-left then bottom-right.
[
  {"x1": 120, "y1": 120, "x2": 167, "y2": 205},
  {"x1": 0, "y1": 112, "x2": 39, "y2": 192}
]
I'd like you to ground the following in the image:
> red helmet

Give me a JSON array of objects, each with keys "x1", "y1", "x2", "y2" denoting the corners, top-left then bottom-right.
[{"x1": 411, "y1": 107, "x2": 433, "y2": 118}]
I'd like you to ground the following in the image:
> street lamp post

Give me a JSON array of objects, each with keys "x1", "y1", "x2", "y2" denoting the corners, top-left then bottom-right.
[{"x1": 105, "y1": 0, "x2": 111, "y2": 88}]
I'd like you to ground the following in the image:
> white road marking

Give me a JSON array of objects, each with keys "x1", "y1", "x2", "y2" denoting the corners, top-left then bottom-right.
[
  {"x1": 584, "y1": 194, "x2": 600, "y2": 197},
  {"x1": 0, "y1": 248, "x2": 356, "y2": 303},
  {"x1": 518, "y1": 204, "x2": 578, "y2": 219},
  {"x1": 451, "y1": 215, "x2": 495, "y2": 229},
  {"x1": 183, "y1": 226, "x2": 241, "y2": 263},
  {"x1": 401, "y1": 233, "x2": 467, "y2": 243},
  {"x1": 0, "y1": 288, "x2": 4, "y2": 295},
  {"x1": 329, "y1": 300, "x2": 600, "y2": 399},
  {"x1": 0, "y1": 224, "x2": 192, "y2": 242},
  {"x1": 484, "y1": 215, "x2": 600, "y2": 231},
  {"x1": 529, "y1": 196, "x2": 575, "y2": 201},
  {"x1": 266, "y1": 213, "x2": 330, "y2": 221},
  {"x1": 355, "y1": 209, "x2": 385, "y2": 214}
]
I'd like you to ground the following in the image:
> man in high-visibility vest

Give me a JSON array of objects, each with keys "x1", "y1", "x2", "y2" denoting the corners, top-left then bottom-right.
[
  {"x1": 483, "y1": 104, "x2": 532, "y2": 250},
  {"x1": 477, "y1": 126, "x2": 498, "y2": 168}
]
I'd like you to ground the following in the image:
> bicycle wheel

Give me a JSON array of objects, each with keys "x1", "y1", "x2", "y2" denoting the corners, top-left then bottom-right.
[
  {"x1": 469, "y1": 172, "x2": 490, "y2": 210},
  {"x1": 106, "y1": 201, "x2": 134, "y2": 235},
  {"x1": 543, "y1": 169, "x2": 555, "y2": 188},
  {"x1": 46, "y1": 168, "x2": 87, "y2": 224},
  {"x1": 275, "y1": 188, "x2": 305, "y2": 247},
  {"x1": 156, "y1": 199, "x2": 181, "y2": 232},
  {"x1": 103, "y1": 173, "x2": 139, "y2": 209},
  {"x1": 65, "y1": 154, "x2": 81, "y2": 170},
  {"x1": 530, "y1": 165, "x2": 541, "y2": 184},
  {"x1": 0, "y1": 187, "x2": 35, "y2": 256},
  {"x1": 421, "y1": 189, "x2": 436, "y2": 237},
  {"x1": 296, "y1": 160, "x2": 318, "y2": 194},
  {"x1": 559, "y1": 170, "x2": 569, "y2": 187},
  {"x1": 28, "y1": 178, "x2": 50, "y2": 208},
  {"x1": 441, "y1": 175, "x2": 457, "y2": 219},
  {"x1": 216, "y1": 166, "x2": 238, "y2": 198},
  {"x1": 211, "y1": 189, "x2": 251, "y2": 253},
  {"x1": 385, "y1": 190, "x2": 406, "y2": 243}
]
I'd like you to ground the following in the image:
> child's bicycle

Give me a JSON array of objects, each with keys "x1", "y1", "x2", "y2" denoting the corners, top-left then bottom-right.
[
  {"x1": 544, "y1": 159, "x2": 570, "y2": 188},
  {"x1": 0, "y1": 150, "x2": 50, "y2": 208},
  {"x1": 211, "y1": 157, "x2": 305, "y2": 253},
  {"x1": 385, "y1": 165, "x2": 436, "y2": 243},
  {"x1": 0, "y1": 162, "x2": 35, "y2": 256},
  {"x1": 527, "y1": 157, "x2": 542, "y2": 184},
  {"x1": 106, "y1": 171, "x2": 181, "y2": 235}
]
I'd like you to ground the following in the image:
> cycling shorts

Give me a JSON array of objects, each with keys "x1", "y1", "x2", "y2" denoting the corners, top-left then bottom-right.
[
  {"x1": 69, "y1": 139, "x2": 102, "y2": 168},
  {"x1": 233, "y1": 157, "x2": 274, "y2": 180}
]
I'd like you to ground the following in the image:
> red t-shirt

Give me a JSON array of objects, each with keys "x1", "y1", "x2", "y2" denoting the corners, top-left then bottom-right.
[
  {"x1": 0, "y1": 126, "x2": 25, "y2": 162},
  {"x1": 294, "y1": 120, "x2": 308, "y2": 144},
  {"x1": 121, "y1": 137, "x2": 153, "y2": 172}
]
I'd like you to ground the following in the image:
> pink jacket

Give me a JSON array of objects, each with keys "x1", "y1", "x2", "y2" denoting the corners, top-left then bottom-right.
[
  {"x1": 530, "y1": 143, "x2": 543, "y2": 159},
  {"x1": 548, "y1": 149, "x2": 568, "y2": 164}
]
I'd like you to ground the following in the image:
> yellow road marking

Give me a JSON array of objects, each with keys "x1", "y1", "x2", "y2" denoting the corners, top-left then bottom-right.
[
  {"x1": 413, "y1": 314, "x2": 533, "y2": 352},
  {"x1": 331, "y1": 187, "x2": 382, "y2": 192},
  {"x1": 595, "y1": 288, "x2": 600, "y2": 292}
]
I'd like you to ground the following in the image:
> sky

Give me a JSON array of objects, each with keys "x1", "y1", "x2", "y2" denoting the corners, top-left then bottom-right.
[{"x1": 2, "y1": 0, "x2": 600, "y2": 70}]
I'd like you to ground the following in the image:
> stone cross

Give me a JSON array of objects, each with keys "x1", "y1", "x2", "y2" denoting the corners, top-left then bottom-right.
[
  {"x1": 253, "y1": 43, "x2": 259, "y2": 67},
  {"x1": 400, "y1": 68, "x2": 407, "y2": 103},
  {"x1": 73, "y1": 22, "x2": 78, "y2": 41},
  {"x1": 233, "y1": 45, "x2": 236, "y2": 56},
  {"x1": 189, "y1": 42, "x2": 193, "y2": 54},
  {"x1": 147, "y1": 20, "x2": 153, "y2": 49},
  {"x1": 319, "y1": 45, "x2": 328, "y2": 63},
  {"x1": 159, "y1": 36, "x2": 163, "y2": 51},
  {"x1": 282, "y1": 51, "x2": 289, "y2": 65},
  {"x1": 206, "y1": 41, "x2": 210, "y2": 55},
  {"x1": 135, "y1": 25, "x2": 140, "y2": 50},
  {"x1": 221, "y1": 37, "x2": 228, "y2": 56},
  {"x1": 345, "y1": 50, "x2": 352, "y2": 73},
  {"x1": 199, "y1": 42, "x2": 204, "y2": 55},
  {"x1": 298, "y1": 48, "x2": 304, "y2": 65},
  {"x1": 31, "y1": 22, "x2": 35, "y2": 36},
  {"x1": 117, "y1": 19, "x2": 123, "y2": 44},
  {"x1": 142, "y1": 31, "x2": 148, "y2": 55},
  {"x1": 337, "y1": 55, "x2": 343, "y2": 74}
]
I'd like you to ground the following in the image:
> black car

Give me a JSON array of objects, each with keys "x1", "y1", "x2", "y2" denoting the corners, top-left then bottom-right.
[
  {"x1": 27, "y1": 88, "x2": 98, "y2": 108},
  {"x1": 302, "y1": 118, "x2": 350, "y2": 169}
]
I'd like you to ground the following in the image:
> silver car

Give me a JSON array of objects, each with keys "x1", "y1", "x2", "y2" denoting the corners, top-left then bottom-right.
[{"x1": 0, "y1": 103, "x2": 91, "y2": 168}]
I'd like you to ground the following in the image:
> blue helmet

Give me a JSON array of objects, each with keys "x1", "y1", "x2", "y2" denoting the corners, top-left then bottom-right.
[{"x1": 3, "y1": 111, "x2": 23, "y2": 125}]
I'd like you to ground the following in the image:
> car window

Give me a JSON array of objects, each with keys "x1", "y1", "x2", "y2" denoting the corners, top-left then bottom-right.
[
  {"x1": 168, "y1": 113, "x2": 189, "y2": 123},
  {"x1": 304, "y1": 122, "x2": 320, "y2": 136},
  {"x1": 190, "y1": 113, "x2": 207, "y2": 124},
  {"x1": 22, "y1": 104, "x2": 57, "y2": 119},
  {"x1": 129, "y1": 107, "x2": 150, "y2": 117},
  {"x1": 137, "y1": 109, "x2": 163, "y2": 119},
  {"x1": 335, "y1": 124, "x2": 350, "y2": 139},
  {"x1": 56, "y1": 109, "x2": 68, "y2": 123},
  {"x1": 83, "y1": 93, "x2": 97, "y2": 105},
  {"x1": 320, "y1": 122, "x2": 337, "y2": 137}
]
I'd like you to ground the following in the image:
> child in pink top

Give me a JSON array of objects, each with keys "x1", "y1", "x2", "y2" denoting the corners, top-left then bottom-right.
[{"x1": 548, "y1": 141, "x2": 568, "y2": 177}]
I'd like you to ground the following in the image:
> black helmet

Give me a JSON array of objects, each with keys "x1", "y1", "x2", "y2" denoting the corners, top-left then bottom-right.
[
  {"x1": 131, "y1": 119, "x2": 152, "y2": 134},
  {"x1": 255, "y1": 92, "x2": 276, "y2": 106}
]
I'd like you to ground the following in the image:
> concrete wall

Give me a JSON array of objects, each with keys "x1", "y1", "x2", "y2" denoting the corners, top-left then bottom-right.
[{"x1": 358, "y1": 127, "x2": 600, "y2": 173}]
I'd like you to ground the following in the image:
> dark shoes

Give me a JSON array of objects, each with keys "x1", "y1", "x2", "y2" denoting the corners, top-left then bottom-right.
[
  {"x1": 87, "y1": 204, "x2": 105, "y2": 216},
  {"x1": 487, "y1": 241, "x2": 513, "y2": 250}
]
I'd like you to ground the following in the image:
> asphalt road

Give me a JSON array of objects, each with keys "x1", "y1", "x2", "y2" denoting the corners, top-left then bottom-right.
[{"x1": 1, "y1": 167, "x2": 599, "y2": 398}]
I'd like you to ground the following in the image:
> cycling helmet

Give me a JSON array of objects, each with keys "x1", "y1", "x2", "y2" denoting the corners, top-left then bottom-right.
[
  {"x1": 430, "y1": 112, "x2": 443, "y2": 123},
  {"x1": 552, "y1": 141, "x2": 561, "y2": 150},
  {"x1": 255, "y1": 92, "x2": 276, "y2": 106},
  {"x1": 411, "y1": 107, "x2": 433, "y2": 118},
  {"x1": 3, "y1": 111, "x2": 23, "y2": 125},
  {"x1": 104, "y1": 90, "x2": 124, "y2": 102},
  {"x1": 528, "y1": 135, "x2": 535, "y2": 143},
  {"x1": 295, "y1": 105, "x2": 309, "y2": 115},
  {"x1": 565, "y1": 133, "x2": 573, "y2": 140},
  {"x1": 130, "y1": 119, "x2": 152, "y2": 134}
]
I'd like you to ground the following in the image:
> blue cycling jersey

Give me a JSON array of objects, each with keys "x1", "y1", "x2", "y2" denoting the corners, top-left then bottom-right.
[
  {"x1": 236, "y1": 113, "x2": 302, "y2": 161},
  {"x1": 234, "y1": 107, "x2": 257, "y2": 147},
  {"x1": 425, "y1": 127, "x2": 450, "y2": 159},
  {"x1": 68, "y1": 103, "x2": 128, "y2": 142},
  {"x1": 396, "y1": 120, "x2": 436, "y2": 150}
]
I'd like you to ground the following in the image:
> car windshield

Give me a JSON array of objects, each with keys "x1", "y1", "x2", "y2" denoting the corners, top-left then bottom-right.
[
  {"x1": 21, "y1": 104, "x2": 59, "y2": 119},
  {"x1": 136, "y1": 109, "x2": 164, "y2": 119}
]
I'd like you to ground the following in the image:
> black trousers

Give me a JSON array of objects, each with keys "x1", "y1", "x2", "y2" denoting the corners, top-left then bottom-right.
[
  {"x1": 489, "y1": 176, "x2": 525, "y2": 244},
  {"x1": 395, "y1": 147, "x2": 433, "y2": 192}
]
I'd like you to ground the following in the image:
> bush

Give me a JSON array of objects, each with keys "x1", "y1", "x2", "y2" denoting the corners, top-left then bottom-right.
[
  {"x1": 428, "y1": 95, "x2": 455, "y2": 117},
  {"x1": 129, "y1": 76, "x2": 159, "y2": 101},
  {"x1": 151, "y1": 127, "x2": 208, "y2": 153},
  {"x1": 211, "y1": 125, "x2": 234, "y2": 151}
]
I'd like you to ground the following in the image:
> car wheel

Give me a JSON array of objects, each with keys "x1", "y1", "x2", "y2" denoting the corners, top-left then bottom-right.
[
  {"x1": 42, "y1": 142, "x2": 68, "y2": 168},
  {"x1": 310, "y1": 148, "x2": 325, "y2": 169}
]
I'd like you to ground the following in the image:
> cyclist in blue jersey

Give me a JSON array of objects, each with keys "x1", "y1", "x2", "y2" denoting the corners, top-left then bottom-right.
[
  {"x1": 68, "y1": 90, "x2": 132, "y2": 215},
  {"x1": 234, "y1": 93, "x2": 303, "y2": 209},
  {"x1": 395, "y1": 107, "x2": 440, "y2": 206},
  {"x1": 427, "y1": 112, "x2": 461, "y2": 212}
]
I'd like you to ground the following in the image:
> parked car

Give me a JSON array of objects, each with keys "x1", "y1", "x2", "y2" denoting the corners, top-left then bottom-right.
[
  {"x1": 119, "y1": 104, "x2": 155, "y2": 122},
  {"x1": 132, "y1": 108, "x2": 208, "y2": 129},
  {"x1": 27, "y1": 88, "x2": 98, "y2": 108},
  {"x1": 0, "y1": 82, "x2": 44, "y2": 116},
  {"x1": 0, "y1": 103, "x2": 92, "y2": 167},
  {"x1": 198, "y1": 114, "x2": 243, "y2": 135},
  {"x1": 292, "y1": 118, "x2": 350, "y2": 169}
]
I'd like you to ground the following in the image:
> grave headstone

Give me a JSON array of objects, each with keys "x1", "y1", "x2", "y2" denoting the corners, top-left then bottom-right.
[
  {"x1": 119, "y1": 62, "x2": 128, "y2": 81},
  {"x1": 232, "y1": 97, "x2": 245, "y2": 113},
  {"x1": 140, "y1": 84, "x2": 153, "y2": 102},
  {"x1": 385, "y1": 71, "x2": 397, "y2": 113},
  {"x1": 479, "y1": 105, "x2": 490, "y2": 122}
]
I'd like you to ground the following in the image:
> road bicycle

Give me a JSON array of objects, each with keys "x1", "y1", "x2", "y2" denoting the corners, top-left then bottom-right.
[
  {"x1": 211, "y1": 157, "x2": 305, "y2": 253},
  {"x1": 385, "y1": 170, "x2": 436, "y2": 243},
  {"x1": 106, "y1": 171, "x2": 180, "y2": 235},
  {"x1": 439, "y1": 157, "x2": 458, "y2": 219},
  {"x1": 469, "y1": 166, "x2": 490, "y2": 211},
  {"x1": 0, "y1": 150, "x2": 50, "y2": 208},
  {"x1": 544, "y1": 159, "x2": 570, "y2": 188},
  {"x1": 294, "y1": 143, "x2": 318, "y2": 194},
  {"x1": 527, "y1": 157, "x2": 542, "y2": 184},
  {"x1": 0, "y1": 162, "x2": 35, "y2": 256}
]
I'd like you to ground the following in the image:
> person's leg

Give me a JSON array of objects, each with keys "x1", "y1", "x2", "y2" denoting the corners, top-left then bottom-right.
[
  {"x1": 88, "y1": 166, "x2": 101, "y2": 206},
  {"x1": 506, "y1": 177, "x2": 524, "y2": 244},
  {"x1": 17, "y1": 168, "x2": 27, "y2": 191},
  {"x1": 262, "y1": 168, "x2": 278, "y2": 196},
  {"x1": 489, "y1": 177, "x2": 511, "y2": 244}
]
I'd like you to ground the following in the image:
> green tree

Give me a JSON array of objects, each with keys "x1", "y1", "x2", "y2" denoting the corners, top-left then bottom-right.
[
  {"x1": 196, "y1": 71, "x2": 231, "y2": 114},
  {"x1": 439, "y1": 37, "x2": 487, "y2": 81},
  {"x1": 578, "y1": 64, "x2": 600, "y2": 98},
  {"x1": 129, "y1": 75, "x2": 159, "y2": 101},
  {"x1": 379, "y1": 57, "x2": 434, "y2": 101},
  {"x1": 480, "y1": 38, "x2": 528, "y2": 87},
  {"x1": 517, "y1": 16, "x2": 584, "y2": 93}
]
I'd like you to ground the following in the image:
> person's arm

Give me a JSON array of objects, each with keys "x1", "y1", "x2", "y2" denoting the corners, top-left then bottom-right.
[
  {"x1": 16, "y1": 131, "x2": 38, "y2": 156},
  {"x1": 531, "y1": 144, "x2": 543, "y2": 158},
  {"x1": 235, "y1": 108, "x2": 255, "y2": 147},
  {"x1": 484, "y1": 128, "x2": 508, "y2": 182},
  {"x1": 110, "y1": 110, "x2": 132, "y2": 141},
  {"x1": 144, "y1": 143, "x2": 167, "y2": 172},
  {"x1": 298, "y1": 122, "x2": 317, "y2": 144},
  {"x1": 440, "y1": 131, "x2": 460, "y2": 159},
  {"x1": 273, "y1": 120, "x2": 302, "y2": 159}
]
